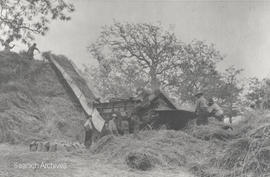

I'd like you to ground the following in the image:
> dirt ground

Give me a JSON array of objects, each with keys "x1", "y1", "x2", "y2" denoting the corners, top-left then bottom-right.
[{"x1": 0, "y1": 144, "x2": 194, "y2": 177}]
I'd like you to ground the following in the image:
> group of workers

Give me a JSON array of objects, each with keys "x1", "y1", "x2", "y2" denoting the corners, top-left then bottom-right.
[
  {"x1": 84, "y1": 112, "x2": 141, "y2": 148},
  {"x1": 0, "y1": 37, "x2": 40, "y2": 60},
  {"x1": 195, "y1": 92, "x2": 224, "y2": 125},
  {"x1": 84, "y1": 92, "x2": 225, "y2": 148}
]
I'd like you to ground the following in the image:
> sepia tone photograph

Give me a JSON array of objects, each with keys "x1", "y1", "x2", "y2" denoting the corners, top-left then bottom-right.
[{"x1": 0, "y1": 0, "x2": 270, "y2": 177}]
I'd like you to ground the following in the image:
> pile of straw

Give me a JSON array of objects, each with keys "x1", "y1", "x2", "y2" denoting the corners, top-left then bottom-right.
[
  {"x1": 184, "y1": 119, "x2": 235, "y2": 142},
  {"x1": 0, "y1": 52, "x2": 86, "y2": 144},
  {"x1": 125, "y1": 152, "x2": 156, "y2": 171},
  {"x1": 218, "y1": 119, "x2": 270, "y2": 176},
  {"x1": 91, "y1": 130, "x2": 206, "y2": 170}
]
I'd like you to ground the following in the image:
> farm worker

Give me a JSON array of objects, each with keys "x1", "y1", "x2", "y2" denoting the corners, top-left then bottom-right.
[
  {"x1": 114, "y1": 113, "x2": 123, "y2": 134},
  {"x1": 207, "y1": 98, "x2": 224, "y2": 121},
  {"x1": 108, "y1": 113, "x2": 119, "y2": 136},
  {"x1": 130, "y1": 114, "x2": 141, "y2": 135},
  {"x1": 121, "y1": 119, "x2": 129, "y2": 135},
  {"x1": 194, "y1": 92, "x2": 209, "y2": 125},
  {"x1": 84, "y1": 115, "x2": 93, "y2": 148},
  {"x1": 101, "y1": 122, "x2": 111, "y2": 137},
  {"x1": 27, "y1": 43, "x2": 40, "y2": 60}
]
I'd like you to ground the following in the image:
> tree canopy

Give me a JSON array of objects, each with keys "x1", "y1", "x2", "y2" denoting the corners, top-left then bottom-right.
[
  {"x1": 89, "y1": 22, "x2": 225, "y2": 102},
  {"x1": 246, "y1": 77, "x2": 270, "y2": 109},
  {"x1": 89, "y1": 22, "x2": 185, "y2": 90},
  {"x1": 0, "y1": 0, "x2": 74, "y2": 44},
  {"x1": 88, "y1": 21, "x2": 249, "y2": 114},
  {"x1": 164, "y1": 40, "x2": 223, "y2": 102}
]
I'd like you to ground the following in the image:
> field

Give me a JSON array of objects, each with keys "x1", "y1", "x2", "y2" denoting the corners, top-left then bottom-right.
[
  {"x1": 0, "y1": 143, "x2": 193, "y2": 177},
  {"x1": 1, "y1": 52, "x2": 270, "y2": 177}
]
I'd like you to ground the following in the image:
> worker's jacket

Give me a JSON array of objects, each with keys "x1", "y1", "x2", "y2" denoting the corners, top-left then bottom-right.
[
  {"x1": 121, "y1": 120, "x2": 129, "y2": 132},
  {"x1": 195, "y1": 97, "x2": 208, "y2": 115},
  {"x1": 108, "y1": 119, "x2": 118, "y2": 133},
  {"x1": 130, "y1": 115, "x2": 141, "y2": 133}
]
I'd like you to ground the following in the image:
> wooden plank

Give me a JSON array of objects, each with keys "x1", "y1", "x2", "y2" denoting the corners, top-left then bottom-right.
[{"x1": 47, "y1": 55, "x2": 105, "y2": 132}]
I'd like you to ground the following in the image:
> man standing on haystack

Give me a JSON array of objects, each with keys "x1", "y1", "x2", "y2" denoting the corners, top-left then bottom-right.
[
  {"x1": 27, "y1": 43, "x2": 40, "y2": 60},
  {"x1": 84, "y1": 115, "x2": 93, "y2": 148},
  {"x1": 195, "y1": 92, "x2": 209, "y2": 125}
]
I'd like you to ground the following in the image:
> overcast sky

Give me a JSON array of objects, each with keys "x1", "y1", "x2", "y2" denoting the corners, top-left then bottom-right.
[{"x1": 29, "y1": 0, "x2": 270, "y2": 79}]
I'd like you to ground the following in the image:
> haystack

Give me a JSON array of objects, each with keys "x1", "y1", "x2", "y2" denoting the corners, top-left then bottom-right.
[
  {"x1": 218, "y1": 115, "x2": 270, "y2": 177},
  {"x1": 0, "y1": 52, "x2": 86, "y2": 144},
  {"x1": 219, "y1": 138, "x2": 250, "y2": 169}
]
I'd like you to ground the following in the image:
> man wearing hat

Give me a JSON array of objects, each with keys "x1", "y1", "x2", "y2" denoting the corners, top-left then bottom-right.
[
  {"x1": 108, "y1": 113, "x2": 119, "y2": 136},
  {"x1": 207, "y1": 98, "x2": 224, "y2": 121},
  {"x1": 84, "y1": 115, "x2": 93, "y2": 148},
  {"x1": 195, "y1": 92, "x2": 209, "y2": 125}
]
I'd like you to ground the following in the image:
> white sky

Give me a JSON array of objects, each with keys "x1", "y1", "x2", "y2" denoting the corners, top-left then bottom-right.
[{"x1": 21, "y1": 0, "x2": 270, "y2": 79}]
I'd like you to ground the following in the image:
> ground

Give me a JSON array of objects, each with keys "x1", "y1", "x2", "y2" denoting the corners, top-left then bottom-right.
[{"x1": 0, "y1": 144, "x2": 194, "y2": 177}]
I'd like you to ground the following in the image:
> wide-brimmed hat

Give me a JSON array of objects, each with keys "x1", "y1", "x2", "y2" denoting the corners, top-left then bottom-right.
[
  {"x1": 112, "y1": 113, "x2": 117, "y2": 117},
  {"x1": 194, "y1": 92, "x2": 203, "y2": 97}
]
